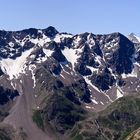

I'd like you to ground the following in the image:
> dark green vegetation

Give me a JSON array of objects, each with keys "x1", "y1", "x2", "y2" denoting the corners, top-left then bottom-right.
[
  {"x1": 33, "y1": 110, "x2": 44, "y2": 130},
  {"x1": 96, "y1": 96, "x2": 140, "y2": 140},
  {"x1": 33, "y1": 94, "x2": 86, "y2": 134},
  {"x1": 70, "y1": 95, "x2": 140, "y2": 140}
]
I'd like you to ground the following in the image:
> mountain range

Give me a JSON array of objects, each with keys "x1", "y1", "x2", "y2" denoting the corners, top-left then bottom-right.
[{"x1": 0, "y1": 26, "x2": 140, "y2": 140}]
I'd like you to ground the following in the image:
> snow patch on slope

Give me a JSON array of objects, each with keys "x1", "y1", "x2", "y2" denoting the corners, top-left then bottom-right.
[
  {"x1": 84, "y1": 76, "x2": 100, "y2": 93},
  {"x1": 116, "y1": 88, "x2": 123, "y2": 99},
  {"x1": 54, "y1": 33, "x2": 72, "y2": 43},
  {"x1": 43, "y1": 48, "x2": 54, "y2": 57},
  {"x1": 87, "y1": 34, "x2": 95, "y2": 48},
  {"x1": 34, "y1": 48, "x2": 54, "y2": 63},
  {"x1": 91, "y1": 98, "x2": 98, "y2": 104},
  {"x1": 116, "y1": 86, "x2": 124, "y2": 99},
  {"x1": 8, "y1": 42, "x2": 14, "y2": 48},
  {"x1": 133, "y1": 34, "x2": 140, "y2": 43},
  {"x1": 62, "y1": 47, "x2": 82, "y2": 69},
  {"x1": 30, "y1": 34, "x2": 51, "y2": 46},
  {"x1": 0, "y1": 48, "x2": 33, "y2": 79},
  {"x1": 86, "y1": 66, "x2": 98, "y2": 73},
  {"x1": 29, "y1": 65, "x2": 36, "y2": 88}
]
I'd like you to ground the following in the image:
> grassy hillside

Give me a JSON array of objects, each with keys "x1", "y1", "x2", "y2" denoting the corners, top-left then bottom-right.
[
  {"x1": 70, "y1": 95, "x2": 140, "y2": 140},
  {"x1": 33, "y1": 94, "x2": 86, "y2": 135}
]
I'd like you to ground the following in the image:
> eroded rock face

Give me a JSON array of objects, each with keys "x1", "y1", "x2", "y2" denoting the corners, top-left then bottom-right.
[
  {"x1": 0, "y1": 68, "x2": 4, "y2": 76},
  {"x1": 43, "y1": 26, "x2": 59, "y2": 38},
  {"x1": 52, "y1": 46, "x2": 66, "y2": 62},
  {"x1": 91, "y1": 68, "x2": 115, "y2": 91},
  {"x1": 108, "y1": 34, "x2": 135, "y2": 74}
]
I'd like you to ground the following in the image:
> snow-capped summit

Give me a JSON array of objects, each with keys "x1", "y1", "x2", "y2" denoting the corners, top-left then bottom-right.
[{"x1": 128, "y1": 33, "x2": 140, "y2": 44}]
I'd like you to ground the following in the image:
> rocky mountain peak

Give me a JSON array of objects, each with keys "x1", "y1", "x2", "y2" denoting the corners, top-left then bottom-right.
[
  {"x1": 0, "y1": 26, "x2": 139, "y2": 110},
  {"x1": 43, "y1": 26, "x2": 59, "y2": 38}
]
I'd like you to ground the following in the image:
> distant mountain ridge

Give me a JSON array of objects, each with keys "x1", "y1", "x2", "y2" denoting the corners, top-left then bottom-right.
[{"x1": 128, "y1": 33, "x2": 140, "y2": 44}]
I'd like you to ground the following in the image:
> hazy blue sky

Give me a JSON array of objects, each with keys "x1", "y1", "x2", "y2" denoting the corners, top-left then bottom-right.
[{"x1": 0, "y1": 0, "x2": 140, "y2": 36}]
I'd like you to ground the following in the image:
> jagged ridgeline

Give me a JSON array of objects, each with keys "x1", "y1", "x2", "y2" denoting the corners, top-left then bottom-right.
[{"x1": 0, "y1": 27, "x2": 140, "y2": 140}]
